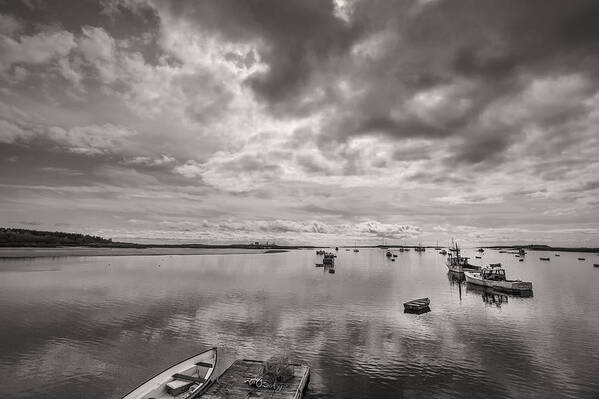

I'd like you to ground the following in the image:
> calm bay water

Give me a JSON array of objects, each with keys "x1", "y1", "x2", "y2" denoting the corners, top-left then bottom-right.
[{"x1": 1, "y1": 249, "x2": 598, "y2": 398}]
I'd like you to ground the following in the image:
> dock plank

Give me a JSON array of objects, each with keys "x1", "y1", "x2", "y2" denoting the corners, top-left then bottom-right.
[{"x1": 202, "y1": 359, "x2": 310, "y2": 399}]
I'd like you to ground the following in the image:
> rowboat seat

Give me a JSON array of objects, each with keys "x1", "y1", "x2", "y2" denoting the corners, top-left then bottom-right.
[
  {"x1": 172, "y1": 373, "x2": 205, "y2": 383},
  {"x1": 166, "y1": 379, "x2": 193, "y2": 396},
  {"x1": 165, "y1": 374, "x2": 205, "y2": 395}
]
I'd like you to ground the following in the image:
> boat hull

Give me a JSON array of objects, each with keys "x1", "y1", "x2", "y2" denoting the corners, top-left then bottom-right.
[{"x1": 464, "y1": 272, "x2": 532, "y2": 293}]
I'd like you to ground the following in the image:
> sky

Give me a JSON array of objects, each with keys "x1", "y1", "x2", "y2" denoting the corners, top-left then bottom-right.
[{"x1": 1, "y1": 0, "x2": 598, "y2": 246}]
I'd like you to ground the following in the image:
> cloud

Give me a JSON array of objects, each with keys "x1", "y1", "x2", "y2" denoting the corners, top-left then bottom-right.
[
  {"x1": 124, "y1": 154, "x2": 175, "y2": 167},
  {"x1": 0, "y1": 118, "x2": 34, "y2": 143},
  {"x1": 47, "y1": 123, "x2": 137, "y2": 155},
  {"x1": 77, "y1": 25, "x2": 117, "y2": 83},
  {"x1": 1, "y1": 0, "x2": 599, "y2": 246},
  {"x1": 0, "y1": 13, "x2": 22, "y2": 36},
  {"x1": 145, "y1": 218, "x2": 421, "y2": 242},
  {"x1": 173, "y1": 160, "x2": 203, "y2": 179},
  {"x1": 0, "y1": 29, "x2": 76, "y2": 70}
]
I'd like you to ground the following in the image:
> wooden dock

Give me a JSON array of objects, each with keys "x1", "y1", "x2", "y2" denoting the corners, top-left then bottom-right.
[{"x1": 201, "y1": 359, "x2": 310, "y2": 399}]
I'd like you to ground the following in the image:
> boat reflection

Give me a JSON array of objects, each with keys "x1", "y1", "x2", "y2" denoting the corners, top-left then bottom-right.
[
  {"x1": 466, "y1": 284, "x2": 533, "y2": 308},
  {"x1": 447, "y1": 271, "x2": 464, "y2": 301},
  {"x1": 447, "y1": 270, "x2": 465, "y2": 285},
  {"x1": 315, "y1": 262, "x2": 336, "y2": 274}
]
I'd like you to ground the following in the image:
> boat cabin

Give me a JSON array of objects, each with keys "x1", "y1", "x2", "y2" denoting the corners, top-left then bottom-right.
[
  {"x1": 447, "y1": 252, "x2": 470, "y2": 267},
  {"x1": 480, "y1": 267, "x2": 506, "y2": 281}
]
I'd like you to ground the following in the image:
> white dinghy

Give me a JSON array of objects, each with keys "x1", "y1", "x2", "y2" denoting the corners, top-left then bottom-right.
[{"x1": 122, "y1": 348, "x2": 225, "y2": 399}]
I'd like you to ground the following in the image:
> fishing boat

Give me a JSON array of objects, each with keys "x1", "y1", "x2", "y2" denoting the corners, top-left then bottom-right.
[
  {"x1": 477, "y1": 248, "x2": 485, "y2": 253},
  {"x1": 518, "y1": 248, "x2": 526, "y2": 256},
  {"x1": 594, "y1": 264, "x2": 599, "y2": 268},
  {"x1": 439, "y1": 249, "x2": 447, "y2": 255},
  {"x1": 555, "y1": 254, "x2": 560, "y2": 256},
  {"x1": 122, "y1": 348, "x2": 221, "y2": 399},
  {"x1": 465, "y1": 265, "x2": 532, "y2": 293},
  {"x1": 386, "y1": 250, "x2": 392, "y2": 257},
  {"x1": 323, "y1": 253, "x2": 335, "y2": 265},
  {"x1": 540, "y1": 257, "x2": 550, "y2": 261},
  {"x1": 475, "y1": 256, "x2": 481, "y2": 259},
  {"x1": 446, "y1": 241, "x2": 480, "y2": 273},
  {"x1": 519, "y1": 259, "x2": 524, "y2": 262},
  {"x1": 578, "y1": 258, "x2": 586, "y2": 261}
]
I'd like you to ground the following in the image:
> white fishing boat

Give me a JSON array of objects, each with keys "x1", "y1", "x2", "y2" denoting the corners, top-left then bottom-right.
[
  {"x1": 122, "y1": 348, "x2": 225, "y2": 399},
  {"x1": 446, "y1": 241, "x2": 480, "y2": 273},
  {"x1": 465, "y1": 265, "x2": 532, "y2": 293}
]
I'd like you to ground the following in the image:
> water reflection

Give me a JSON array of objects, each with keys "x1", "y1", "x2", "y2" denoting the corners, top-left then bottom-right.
[
  {"x1": 466, "y1": 284, "x2": 510, "y2": 308},
  {"x1": 447, "y1": 271, "x2": 464, "y2": 301},
  {"x1": 1, "y1": 250, "x2": 598, "y2": 399}
]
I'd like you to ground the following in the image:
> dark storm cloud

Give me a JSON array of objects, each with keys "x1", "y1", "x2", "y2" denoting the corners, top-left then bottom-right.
[
  {"x1": 0, "y1": 0, "x2": 164, "y2": 64},
  {"x1": 0, "y1": 0, "x2": 158, "y2": 39},
  {"x1": 156, "y1": 0, "x2": 599, "y2": 165},
  {"x1": 158, "y1": 0, "x2": 361, "y2": 114}
]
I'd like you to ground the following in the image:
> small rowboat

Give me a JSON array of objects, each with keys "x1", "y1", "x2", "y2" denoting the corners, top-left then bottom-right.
[
  {"x1": 122, "y1": 348, "x2": 219, "y2": 399},
  {"x1": 578, "y1": 258, "x2": 586, "y2": 261},
  {"x1": 594, "y1": 264, "x2": 599, "y2": 268},
  {"x1": 540, "y1": 257, "x2": 550, "y2": 261},
  {"x1": 403, "y1": 298, "x2": 430, "y2": 313}
]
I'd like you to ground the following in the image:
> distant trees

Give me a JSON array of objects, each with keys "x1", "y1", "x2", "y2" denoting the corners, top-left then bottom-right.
[{"x1": 0, "y1": 228, "x2": 113, "y2": 247}]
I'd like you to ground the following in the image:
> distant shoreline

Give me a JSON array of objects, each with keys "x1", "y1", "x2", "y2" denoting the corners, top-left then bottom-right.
[
  {"x1": 0, "y1": 247, "x2": 293, "y2": 259},
  {"x1": 483, "y1": 245, "x2": 599, "y2": 253}
]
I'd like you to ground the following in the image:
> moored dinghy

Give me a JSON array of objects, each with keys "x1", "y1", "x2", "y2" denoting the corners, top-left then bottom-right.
[
  {"x1": 403, "y1": 297, "x2": 430, "y2": 313},
  {"x1": 122, "y1": 348, "x2": 226, "y2": 399}
]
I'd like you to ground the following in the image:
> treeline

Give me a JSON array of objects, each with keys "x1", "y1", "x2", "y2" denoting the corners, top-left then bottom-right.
[
  {"x1": 488, "y1": 244, "x2": 599, "y2": 253},
  {"x1": 0, "y1": 228, "x2": 113, "y2": 247}
]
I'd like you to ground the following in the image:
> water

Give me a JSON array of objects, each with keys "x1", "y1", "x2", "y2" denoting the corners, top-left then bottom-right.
[{"x1": 1, "y1": 249, "x2": 598, "y2": 398}]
